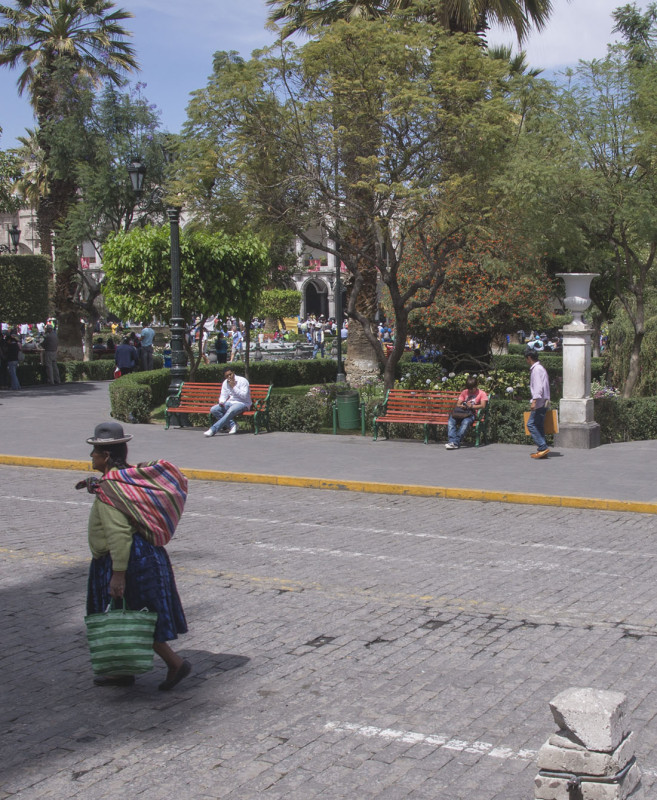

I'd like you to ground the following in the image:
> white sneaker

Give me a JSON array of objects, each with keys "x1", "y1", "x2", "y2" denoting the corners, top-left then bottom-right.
[
  {"x1": 228, "y1": 422, "x2": 238, "y2": 434},
  {"x1": 445, "y1": 442, "x2": 458, "y2": 450},
  {"x1": 204, "y1": 428, "x2": 215, "y2": 437}
]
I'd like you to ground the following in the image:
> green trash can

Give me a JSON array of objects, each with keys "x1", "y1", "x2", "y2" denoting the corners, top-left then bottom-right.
[{"x1": 336, "y1": 391, "x2": 360, "y2": 430}]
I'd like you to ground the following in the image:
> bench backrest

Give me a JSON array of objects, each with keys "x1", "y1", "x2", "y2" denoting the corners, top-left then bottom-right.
[
  {"x1": 178, "y1": 382, "x2": 272, "y2": 402},
  {"x1": 384, "y1": 389, "x2": 460, "y2": 415}
]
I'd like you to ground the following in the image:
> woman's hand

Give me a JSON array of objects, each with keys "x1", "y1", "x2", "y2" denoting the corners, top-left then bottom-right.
[{"x1": 109, "y1": 571, "x2": 126, "y2": 599}]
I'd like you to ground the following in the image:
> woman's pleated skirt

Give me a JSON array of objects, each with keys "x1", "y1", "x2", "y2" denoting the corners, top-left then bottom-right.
[{"x1": 87, "y1": 533, "x2": 188, "y2": 643}]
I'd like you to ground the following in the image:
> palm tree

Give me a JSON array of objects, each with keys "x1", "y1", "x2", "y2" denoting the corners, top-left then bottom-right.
[
  {"x1": 0, "y1": 0, "x2": 138, "y2": 356},
  {"x1": 268, "y1": 0, "x2": 558, "y2": 382},
  {"x1": 268, "y1": 0, "x2": 556, "y2": 43}
]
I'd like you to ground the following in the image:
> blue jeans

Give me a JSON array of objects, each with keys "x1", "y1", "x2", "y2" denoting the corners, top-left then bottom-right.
[
  {"x1": 7, "y1": 360, "x2": 20, "y2": 390},
  {"x1": 447, "y1": 414, "x2": 474, "y2": 446},
  {"x1": 527, "y1": 405, "x2": 548, "y2": 450},
  {"x1": 209, "y1": 401, "x2": 247, "y2": 433},
  {"x1": 313, "y1": 341, "x2": 325, "y2": 358}
]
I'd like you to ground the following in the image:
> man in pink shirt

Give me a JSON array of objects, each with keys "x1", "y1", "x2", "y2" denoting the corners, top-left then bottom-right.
[
  {"x1": 525, "y1": 347, "x2": 551, "y2": 459},
  {"x1": 445, "y1": 376, "x2": 488, "y2": 450}
]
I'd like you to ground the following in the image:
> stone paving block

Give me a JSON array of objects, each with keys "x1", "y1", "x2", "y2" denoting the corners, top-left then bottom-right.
[
  {"x1": 549, "y1": 688, "x2": 629, "y2": 752},
  {"x1": 538, "y1": 731, "x2": 636, "y2": 776}
]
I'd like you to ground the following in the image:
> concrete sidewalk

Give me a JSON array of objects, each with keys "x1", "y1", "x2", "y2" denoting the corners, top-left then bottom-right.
[{"x1": 1, "y1": 380, "x2": 655, "y2": 511}]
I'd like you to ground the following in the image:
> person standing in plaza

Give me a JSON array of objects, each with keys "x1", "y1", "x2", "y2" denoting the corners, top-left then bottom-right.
[
  {"x1": 525, "y1": 347, "x2": 551, "y2": 459},
  {"x1": 42, "y1": 324, "x2": 61, "y2": 385},
  {"x1": 6, "y1": 333, "x2": 22, "y2": 390},
  {"x1": 81, "y1": 422, "x2": 191, "y2": 690},
  {"x1": 114, "y1": 337, "x2": 139, "y2": 375},
  {"x1": 139, "y1": 322, "x2": 155, "y2": 371},
  {"x1": 215, "y1": 331, "x2": 228, "y2": 363},
  {"x1": 230, "y1": 325, "x2": 243, "y2": 362},
  {"x1": 312, "y1": 318, "x2": 326, "y2": 358},
  {"x1": 204, "y1": 368, "x2": 251, "y2": 437}
]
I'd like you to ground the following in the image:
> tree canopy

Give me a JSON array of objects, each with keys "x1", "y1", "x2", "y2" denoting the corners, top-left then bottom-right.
[
  {"x1": 499, "y1": 6, "x2": 657, "y2": 396},
  {"x1": 101, "y1": 225, "x2": 270, "y2": 326},
  {"x1": 177, "y1": 19, "x2": 518, "y2": 386}
]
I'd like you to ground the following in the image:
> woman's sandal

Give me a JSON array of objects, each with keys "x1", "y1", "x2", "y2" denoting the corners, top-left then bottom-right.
[{"x1": 158, "y1": 659, "x2": 192, "y2": 691}]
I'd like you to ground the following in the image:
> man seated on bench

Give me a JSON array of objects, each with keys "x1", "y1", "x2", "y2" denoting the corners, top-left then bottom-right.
[
  {"x1": 445, "y1": 376, "x2": 487, "y2": 450},
  {"x1": 204, "y1": 368, "x2": 252, "y2": 437}
]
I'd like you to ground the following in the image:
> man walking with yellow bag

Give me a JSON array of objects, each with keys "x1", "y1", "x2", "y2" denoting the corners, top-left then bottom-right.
[{"x1": 525, "y1": 347, "x2": 551, "y2": 459}]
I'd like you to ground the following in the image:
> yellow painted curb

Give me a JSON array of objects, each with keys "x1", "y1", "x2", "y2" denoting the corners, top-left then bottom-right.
[{"x1": 1, "y1": 453, "x2": 656, "y2": 515}]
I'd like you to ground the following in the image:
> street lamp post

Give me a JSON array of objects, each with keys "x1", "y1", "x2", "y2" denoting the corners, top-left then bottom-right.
[
  {"x1": 334, "y1": 252, "x2": 345, "y2": 382},
  {"x1": 8, "y1": 224, "x2": 21, "y2": 253},
  {"x1": 127, "y1": 155, "x2": 187, "y2": 398},
  {"x1": 166, "y1": 206, "x2": 187, "y2": 395},
  {"x1": 0, "y1": 223, "x2": 21, "y2": 254}
]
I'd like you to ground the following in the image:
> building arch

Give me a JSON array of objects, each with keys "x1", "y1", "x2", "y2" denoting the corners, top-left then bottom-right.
[{"x1": 302, "y1": 277, "x2": 329, "y2": 319}]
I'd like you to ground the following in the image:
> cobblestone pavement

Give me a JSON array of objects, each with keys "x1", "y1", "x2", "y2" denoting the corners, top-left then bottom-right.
[{"x1": 2, "y1": 466, "x2": 657, "y2": 800}]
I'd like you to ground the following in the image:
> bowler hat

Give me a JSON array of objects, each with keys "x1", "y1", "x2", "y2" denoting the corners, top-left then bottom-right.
[{"x1": 86, "y1": 421, "x2": 133, "y2": 445}]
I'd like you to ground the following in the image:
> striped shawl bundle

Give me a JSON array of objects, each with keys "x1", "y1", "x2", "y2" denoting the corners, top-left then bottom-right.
[{"x1": 96, "y1": 460, "x2": 188, "y2": 547}]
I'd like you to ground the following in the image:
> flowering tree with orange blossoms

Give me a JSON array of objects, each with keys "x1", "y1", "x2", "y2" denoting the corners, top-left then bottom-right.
[{"x1": 396, "y1": 233, "x2": 554, "y2": 366}]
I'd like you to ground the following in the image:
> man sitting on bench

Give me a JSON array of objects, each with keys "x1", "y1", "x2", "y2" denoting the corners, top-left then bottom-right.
[{"x1": 204, "y1": 368, "x2": 252, "y2": 437}]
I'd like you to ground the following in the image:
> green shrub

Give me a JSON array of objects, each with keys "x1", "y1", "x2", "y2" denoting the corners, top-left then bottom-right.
[
  {"x1": 594, "y1": 396, "x2": 657, "y2": 443},
  {"x1": 109, "y1": 381, "x2": 152, "y2": 423},
  {"x1": 269, "y1": 394, "x2": 326, "y2": 432},
  {"x1": 109, "y1": 369, "x2": 171, "y2": 422},
  {"x1": 193, "y1": 359, "x2": 338, "y2": 387},
  {"x1": 487, "y1": 398, "x2": 536, "y2": 445},
  {"x1": 491, "y1": 353, "x2": 606, "y2": 381},
  {"x1": 0, "y1": 254, "x2": 51, "y2": 322},
  {"x1": 16, "y1": 357, "x2": 56, "y2": 386}
]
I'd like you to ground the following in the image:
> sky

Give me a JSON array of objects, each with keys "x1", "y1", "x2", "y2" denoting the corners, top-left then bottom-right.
[{"x1": 0, "y1": 0, "x2": 641, "y2": 150}]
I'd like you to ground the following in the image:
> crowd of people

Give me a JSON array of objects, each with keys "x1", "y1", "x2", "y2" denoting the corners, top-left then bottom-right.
[{"x1": 0, "y1": 319, "x2": 61, "y2": 390}]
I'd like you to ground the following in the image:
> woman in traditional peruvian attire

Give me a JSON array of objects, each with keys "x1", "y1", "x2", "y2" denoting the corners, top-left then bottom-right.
[{"x1": 80, "y1": 422, "x2": 191, "y2": 690}]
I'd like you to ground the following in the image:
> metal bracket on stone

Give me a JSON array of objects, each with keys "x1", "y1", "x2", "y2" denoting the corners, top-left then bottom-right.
[{"x1": 538, "y1": 755, "x2": 636, "y2": 789}]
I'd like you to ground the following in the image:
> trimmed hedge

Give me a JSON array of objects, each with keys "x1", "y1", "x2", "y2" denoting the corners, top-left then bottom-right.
[
  {"x1": 192, "y1": 359, "x2": 338, "y2": 387},
  {"x1": 109, "y1": 369, "x2": 171, "y2": 424},
  {"x1": 594, "y1": 396, "x2": 657, "y2": 443},
  {"x1": 0, "y1": 254, "x2": 51, "y2": 322},
  {"x1": 268, "y1": 395, "x2": 326, "y2": 433},
  {"x1": 15, "y1": 354, "x2": 164, "y2": 386}
]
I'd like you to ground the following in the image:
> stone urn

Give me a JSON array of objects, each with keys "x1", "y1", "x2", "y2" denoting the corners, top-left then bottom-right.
[{"x1": 556, "y1": 273, "x2": 599, "y2": 328}]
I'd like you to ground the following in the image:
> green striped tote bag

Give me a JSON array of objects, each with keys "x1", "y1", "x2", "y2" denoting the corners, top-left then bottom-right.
[{"x1": 85, "y1": 600, "x2": 158, "y2": 676}]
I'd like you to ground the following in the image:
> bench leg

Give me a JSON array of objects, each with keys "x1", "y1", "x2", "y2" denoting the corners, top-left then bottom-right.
[{"x1": 423, "y1": 423, "x2": 429, "y2": 444}]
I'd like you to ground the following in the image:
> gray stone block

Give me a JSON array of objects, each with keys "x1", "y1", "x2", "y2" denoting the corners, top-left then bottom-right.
[
  {"x1": 534, "y1": 762, "x2": 641, "y2": 800},
  {"x1": 554, "y1": 422, "x2": 601, "y2": 450},
  {"x1": 549, "y1": 688, "x2": 628, "y2": 752},
  {"x1": 537, "y1": 731, "x2": 636, "y2": 776}
]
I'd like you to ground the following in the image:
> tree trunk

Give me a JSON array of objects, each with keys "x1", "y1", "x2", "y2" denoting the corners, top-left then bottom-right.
[
  {"x1": 53, "y1": 262, "x2": 84, "y2": 360},
  {"x1": 622, "y1": 330, "x2": 643, "y2": 398},
  {"x1": 382, "y1": 313, "x2": 408, "y2": 391},
  {"x1": 83, "y1": 323, "x2": 95, "y2": 362},
  {"x1": 345, "y1": 320, "x2": 380, "y2": 386},
  {"x1": 244, "y1": 318, "x2": 252, "y2": 381}
]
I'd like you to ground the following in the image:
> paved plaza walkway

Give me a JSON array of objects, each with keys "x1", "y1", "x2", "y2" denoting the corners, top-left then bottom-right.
[
  {"x1": 1, "y1": 381, "x2": 657, "y2": 799},
  {"x1": 1, "y1": 380, "x2": 657, "y2": 510}
]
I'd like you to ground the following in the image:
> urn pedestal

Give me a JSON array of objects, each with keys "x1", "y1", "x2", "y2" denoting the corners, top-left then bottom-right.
[{"x1": 553, "y1": 273, "x2": 601, "y2": 450}]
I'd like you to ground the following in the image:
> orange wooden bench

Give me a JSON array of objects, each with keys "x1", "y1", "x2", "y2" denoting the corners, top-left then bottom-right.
[
  {"x1": 165, "y1": 382, "x2": 273, "y2": 434},
  {"x1": 373, "y1": 388, "x2": 489, "y2": 445}
]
